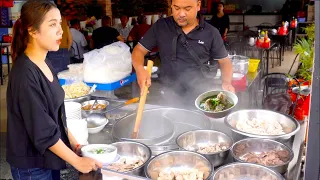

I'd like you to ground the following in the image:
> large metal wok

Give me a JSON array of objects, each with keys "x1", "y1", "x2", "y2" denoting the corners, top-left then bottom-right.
[{"x1": 112, "y1": 108, "x2": 211, "y2": 155}]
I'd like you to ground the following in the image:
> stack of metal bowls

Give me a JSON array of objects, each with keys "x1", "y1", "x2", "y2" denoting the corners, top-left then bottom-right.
[
  {"x1": 230, "y1": 138, "x2": 294, "y2": 174},
  {"x1": 224, "y1": 109, "x2": 300, "y2": 143},
  {"x1": 145, "y1": 151, "x2": 214, "y2": 180},
  {"x1": 176, "y1": 130, "x2": 233, "y2": 167}
]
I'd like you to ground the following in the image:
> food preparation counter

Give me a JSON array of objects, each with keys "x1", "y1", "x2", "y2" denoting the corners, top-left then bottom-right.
[{"x1": 78, "y1": 99, "x2": 306, "y2": 180}]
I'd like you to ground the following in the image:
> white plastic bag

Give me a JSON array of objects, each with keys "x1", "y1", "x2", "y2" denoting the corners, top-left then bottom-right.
[{"x1": 83, "y1": 42, "x2": 132, "y2": 84}]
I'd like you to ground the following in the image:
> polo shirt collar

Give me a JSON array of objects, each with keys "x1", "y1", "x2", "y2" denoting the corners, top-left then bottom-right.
[{"x1": 172, "y1": 15, "x2": 205, "y2": 30}]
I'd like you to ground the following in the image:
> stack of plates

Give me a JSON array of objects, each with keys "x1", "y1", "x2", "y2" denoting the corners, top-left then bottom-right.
[
  {"x1": 65, "y1": 102, "x2": 82, "y2": 119},
  {"x1": 67, "y1": 119, "x2": 89, "y2": 145}
]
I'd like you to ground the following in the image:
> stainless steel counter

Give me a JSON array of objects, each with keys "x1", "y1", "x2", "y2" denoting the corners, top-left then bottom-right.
[{"x1": 80, "y1": 102, "x2": 306, "y2": 180}]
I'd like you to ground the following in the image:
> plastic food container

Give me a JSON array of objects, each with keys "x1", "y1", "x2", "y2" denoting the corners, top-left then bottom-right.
[
  {"x1": 230, "y1": 55, "x2": 249, "y2": 75},
  {"x1": 248, "y1": 59, "x2": 260, "y2": 72}
]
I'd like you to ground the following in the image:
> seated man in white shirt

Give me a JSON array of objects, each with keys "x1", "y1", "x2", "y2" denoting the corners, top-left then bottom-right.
[
  {"x1": 114, "y1": 15, "x2": 133, "y2": 40},
  {"x1": 70, "y1": 19, "x2": 88, "y2": 62}
]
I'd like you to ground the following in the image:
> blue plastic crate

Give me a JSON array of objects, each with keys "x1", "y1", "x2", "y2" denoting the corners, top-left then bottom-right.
[
  {"x1": 0, "y1": 28, "x2": 9, "y2": 40},
  {"x1": 59, "y1": 73, "x2": 137, "y2": 91},
  {"x1": 1, "y1": 55, "x2": 8, "y2": 64}
]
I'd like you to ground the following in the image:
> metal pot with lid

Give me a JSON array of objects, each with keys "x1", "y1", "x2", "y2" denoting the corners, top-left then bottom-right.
[{"x1": 111, "y1": 108, "x2": 211, "y2": 155}]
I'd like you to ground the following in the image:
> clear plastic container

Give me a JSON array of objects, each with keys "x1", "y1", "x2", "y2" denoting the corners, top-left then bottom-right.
[{"x1": 230, "y1": 55, "x2": 249, "y2": 75}]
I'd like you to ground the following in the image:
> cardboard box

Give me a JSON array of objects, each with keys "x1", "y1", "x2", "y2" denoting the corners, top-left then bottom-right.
[
  {"x1": 307, "y1": 11, "x2": 315, "y2": 21},
  {"x1": 307, "y1": 5, "x2": 315, "y2": 12}
]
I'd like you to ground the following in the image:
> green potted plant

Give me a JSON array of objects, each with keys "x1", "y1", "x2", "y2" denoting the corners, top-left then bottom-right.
[{"x1": 293, "y1": 23, "x2": 315, "y2": 82}]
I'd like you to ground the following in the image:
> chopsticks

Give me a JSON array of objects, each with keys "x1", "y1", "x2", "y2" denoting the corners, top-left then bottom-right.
[{"x1": 131, "y1": 60, "x2": 154, "y2": 139}]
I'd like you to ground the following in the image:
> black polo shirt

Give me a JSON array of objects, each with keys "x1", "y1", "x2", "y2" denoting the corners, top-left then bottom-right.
[
  {"x1": 139, "y1": 16, "x2": 228, "y2": 86},
  {"x1": 92, "y1": 26, "x2": 120, "y2": 49}
]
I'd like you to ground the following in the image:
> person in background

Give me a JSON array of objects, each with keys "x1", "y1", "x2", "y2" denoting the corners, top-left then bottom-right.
[
  {"x1": 210, "y1": 2, "x2": 229, "y2": 39},
  {"x1": 131, "y1": 17, "x2": 138, "y2": 26},
  {"x1": 91, "y1": 15, "x2": 124, "y2": 49},
  {"x1": 7, "y1": 1, "x2": 102, "y2": 179},
  {"x1": 127, "y1": 15, "x2": 151, "y2": 42},
  {"x1": 281, "y1": 0, "x2": 301, "y2": 22},
  {"x1": 70, "y1": 19, "x2": 87, "y2": 62},
  {"x1": 114, "y1": 15, "x2": 133, "y2": 40},
  {"x1": 46, "y1": 14, "x2": 72, "y2": 74}
]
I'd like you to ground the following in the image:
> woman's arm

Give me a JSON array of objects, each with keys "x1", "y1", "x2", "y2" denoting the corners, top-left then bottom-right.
[
  {"x1": 49, "y1": 139, "x2": 80, "y2": 166},
  {"x1": 224, "y1": 28, "x2": 228, "y2": 37},
  {"x1": 49, "y1": 139, "x2": 102, "y2": 173},
  {"x1": 224, "y1": 15, "x2": 230, "y2": 37},
  {"x1": 67, "y1": 128, "x2": 79, "y2": 150}
]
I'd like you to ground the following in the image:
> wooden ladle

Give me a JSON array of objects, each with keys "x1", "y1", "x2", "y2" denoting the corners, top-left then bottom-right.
[{"x1": 131, "y1": 60, "x2": 154, "y2": 139}]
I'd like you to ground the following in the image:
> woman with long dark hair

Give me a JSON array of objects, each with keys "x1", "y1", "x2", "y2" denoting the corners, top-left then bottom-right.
[
  {"x1": 210, "y1": 2, "x2": 230, "y2": 39},
  {"x1": 7, "y1": 0, "x2": 101, "y2": 179}
]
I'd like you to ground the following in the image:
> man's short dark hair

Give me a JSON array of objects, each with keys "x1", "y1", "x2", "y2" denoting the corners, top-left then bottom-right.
[
  {"x1": 102, "y1": 15, "x2": 111, "y2": 21},
  {"x1": 120, "y1": 15, "x2": 128, "y2": 19},
  {"x1": 217, "y1": 2, "x2": 224, "y2": 6},
  {"x1": 70, "y1": 19, "x2": 80, "y2": 26},
  {"x1": 137, "y1": 15, "x2": 146, "y2": 24}
]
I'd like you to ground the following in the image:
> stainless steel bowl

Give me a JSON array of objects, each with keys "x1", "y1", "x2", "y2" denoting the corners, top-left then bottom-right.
[
  {"x1": 224, "y1": 109, "x2": 300, "y2": 143},
  {"x1": 195, "y1": 90, "x2": 238, "y2": 118},
  {"x1": 108, "y1": 141, "x2": 152, "y2": 176},
  {"x1": 64, "y1": 94, "x2": 91, "y2": 103},
  {"x1": 213, "y1": 162, "x2": 285, "y2": 180},
  {"x1": 86, "y1": 113, "x2": 109, "y2": 134},
  {"x1": 81, "y1": 100, "x2": 109, "y2": 118},
  {"x1": 230, "y1": 138, "x2": 294, "y2": 174},
  {"x1": 145, "y1": 151, "x2": 213, "y2": 180},
  {"x1": 176, "y1": 130, "x2": 233, "y2": 167}
]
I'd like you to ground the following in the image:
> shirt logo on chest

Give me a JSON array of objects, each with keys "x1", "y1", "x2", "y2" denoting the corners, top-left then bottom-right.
[{"x1": 198, "y1": 40, "x2": 204, "y2": 44}]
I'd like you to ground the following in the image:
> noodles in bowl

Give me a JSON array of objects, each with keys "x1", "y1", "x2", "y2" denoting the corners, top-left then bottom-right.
[{"x1": 62, "y1": 82, "x2": 91, "y2": 99}]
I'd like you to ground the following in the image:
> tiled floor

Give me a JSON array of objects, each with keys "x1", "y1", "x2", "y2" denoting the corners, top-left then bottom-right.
[{"x1": 0, "y1": 51, "x2": 300, "y2": 179}]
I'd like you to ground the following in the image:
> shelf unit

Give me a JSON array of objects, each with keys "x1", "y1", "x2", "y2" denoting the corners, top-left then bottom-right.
[
  {"x1": 229, "y1": 14, "x2": 245, "y2": 32},
  {"x1": 203, "y1": 14, "x2": 245, "y2": 32}
]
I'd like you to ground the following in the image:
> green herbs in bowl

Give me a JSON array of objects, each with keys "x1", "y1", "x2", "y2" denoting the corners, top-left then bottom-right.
[
  {"x1": 81, "y1": 144, "x2": 118, "y2": 164},
  {"x1": 89, "y1": 147, "x2": 115, "y2": 154},
  {"x1": 199, "y1": 92, "x2": 234, "y2": 112},
  {"x1": 195, "y1": 90, "x2": 238, "y2": 118}
]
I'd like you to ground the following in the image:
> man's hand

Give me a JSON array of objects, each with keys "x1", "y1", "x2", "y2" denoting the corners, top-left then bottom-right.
[
  {"x1": 222, "y1": 82, "x2": 235, "y2": 93},
  {"x1": 136, "y1": 67, "x2": 151, "y2": 96},
  {"x1": 218, "y1": 58, "x2": 234, "y2": 93}
]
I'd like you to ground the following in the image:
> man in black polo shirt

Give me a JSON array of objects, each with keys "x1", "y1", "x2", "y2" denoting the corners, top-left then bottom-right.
[
  {"x1": 132, "y1": 0, "x2": 234, "y2": 107},
  {"x1": 91, "y1": 16, "x2": 124, "y2": 49}
]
